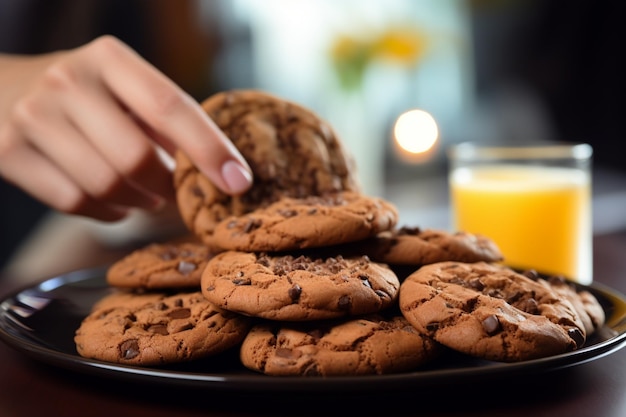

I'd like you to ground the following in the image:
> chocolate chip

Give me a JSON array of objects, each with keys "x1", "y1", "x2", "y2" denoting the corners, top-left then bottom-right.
[
  {"x1": 257, "y1": 255, "x2": 271, "y2": 267},
  {"x1": 360, "y1": 276, "x2": 372, "y2": 289},
  {"x1": 288, "y1": 284, "x2": 302, "y2": 301},
  {"x1": 482, "y1": 314, "x2": 501, "y2": 335},
  {"x1": 568, "y1": 328, "x2": 585, "y2": 348},
  {"x1": 147, "y1": 324, "x2": 169, "y2": 335},
  {"x1": 168, "y1": 308, "x2": 191, "y2": 319},
  {"x1": 173, "y1": 298, "x2": 183, "y2": 307},
  {"x1": 469, "y1": 278, "x2": 485, "y2": 291},
  {"x1": 520, "y1": 298, "x2": 540, "y2": 315},
  {"x1": 242, "y1": 218, "x2": 262, "y2": 233},
  {"x1": 306, "y1": 329, "x2": 324, "y2": 340},
  {"x1": 326, "y1": 256, "x2": 348, "y2": 274},
  {"x1": 277, "y1": 209, "x2": 298, "y2": 217},
  {"x1": 487, "y1": 289, "x2": 504, "y2": 299},
  {"x1": 462, "y1": 297, "x2": 478, "y2": 313},
  {"x1": 449, "y1": 277, "x2": 465, "y2": 287},
  {"x1": 338, "y1": 295, "x2": 352, "y2": 310},
  {"x1": 273, "y1": 264, "x2": 289, "y2": 276},
  {"x1": 522, "y1": 269, "x2": 539, "y2": 281},
  {"x1": 292, "y1": 256, "x2": 308, "y2": 271},
  {"x1": 548, "y1": 275, "x2": 568, "y2": 286},
  {"x1": 505, "y1": 291, "x2": 523, "y2": 304},
  {"x1": 374, "y1": 289, "x2": 388, "y2": 299},
  {"x1": 177, "y1": 261, "x2": 197, "y2": 275},
  {"x1": 233, "y1": 277, "x2": 252, "y2": 285},
  {"x1": 191, "y1": 185, "x2": 204, "y2": 198},
  {"x1": 276, "y1": 347, "x2": 301, "y2": 359},
  {"x1": 426, "y1": 322, "x2": 439, "y2": 332},
  {"x1": 119, "y1": 339, "x2": 140, "y2": 359}
]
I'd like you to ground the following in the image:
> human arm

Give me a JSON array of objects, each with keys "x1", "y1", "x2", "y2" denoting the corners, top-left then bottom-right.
[{"x1": 0, "y1": 35, "x2": 252, "y2": 221}]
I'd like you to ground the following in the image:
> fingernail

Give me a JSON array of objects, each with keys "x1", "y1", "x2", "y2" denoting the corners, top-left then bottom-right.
[{"x1": 221, "y1": 160, "x2": 253, "y2": 195}]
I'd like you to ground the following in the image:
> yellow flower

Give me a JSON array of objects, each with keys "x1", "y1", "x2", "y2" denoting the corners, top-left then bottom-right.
[
  {"x1": 329, "y1": 25, "x2": 428, "y2": 90},
  {"x1": 372, "y1": 27, "x2": 427, "y2": 67}
]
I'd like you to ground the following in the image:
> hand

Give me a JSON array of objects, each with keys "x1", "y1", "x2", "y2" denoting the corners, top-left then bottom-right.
[{"x1": 0, "y1": 35, "x2": 252, "y2": 221}]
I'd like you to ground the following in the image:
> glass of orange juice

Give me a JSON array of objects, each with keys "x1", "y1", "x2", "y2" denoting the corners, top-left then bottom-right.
[{"x1": 448, "y1": 142, "x2": 593, "y2": 284}]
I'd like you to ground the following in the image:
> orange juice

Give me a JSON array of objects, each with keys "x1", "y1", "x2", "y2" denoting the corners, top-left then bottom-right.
[{"x1": 449, "y1": 164, "x2": 592, "y2": 283}]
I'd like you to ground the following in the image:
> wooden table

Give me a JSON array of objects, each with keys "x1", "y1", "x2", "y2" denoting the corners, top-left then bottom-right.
[{"x1": 1, "y1": 229, "x2": 625, "y2": 417}]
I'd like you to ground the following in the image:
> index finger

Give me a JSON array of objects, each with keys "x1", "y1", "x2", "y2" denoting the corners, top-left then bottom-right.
[{"x1": 89, "y1": 36, "x2": 253, "y2": 195}]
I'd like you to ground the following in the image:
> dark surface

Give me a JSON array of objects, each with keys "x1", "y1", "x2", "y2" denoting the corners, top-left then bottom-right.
[
  {"x1": 1, "y1": 268, "x2": 625, "y2": 395},
  {"x1": 0, "y1": 230, "x2": 626, "y2": 417}
]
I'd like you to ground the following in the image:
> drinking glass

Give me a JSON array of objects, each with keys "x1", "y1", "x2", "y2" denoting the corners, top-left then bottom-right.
[{"x1": 448, "y1": 142, "x2": 593, "y2": 284}]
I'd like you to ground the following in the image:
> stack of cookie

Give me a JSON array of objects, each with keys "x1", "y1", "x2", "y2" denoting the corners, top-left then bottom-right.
[{"x1": 74, "y1": 90, "x2": 605, "y2": 376}]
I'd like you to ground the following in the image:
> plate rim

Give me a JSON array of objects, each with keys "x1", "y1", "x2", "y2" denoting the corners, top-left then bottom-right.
[{"x1": 1, "y1": 267, "x2": 626, "y2": 392}]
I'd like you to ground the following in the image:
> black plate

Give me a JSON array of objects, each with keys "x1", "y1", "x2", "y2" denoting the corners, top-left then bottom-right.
[{"x1": 1, "y1": 267, "x2": 626, "y2": 393}]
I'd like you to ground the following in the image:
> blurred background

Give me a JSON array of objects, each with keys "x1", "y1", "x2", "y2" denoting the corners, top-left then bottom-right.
[{"x1": 2, "y1": 0, "x2": 625, "y2": 273}]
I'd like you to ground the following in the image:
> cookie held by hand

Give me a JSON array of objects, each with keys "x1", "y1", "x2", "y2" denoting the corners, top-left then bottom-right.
[{"x1": 174, "y1": 89, "x2": 360, "y2": 249}]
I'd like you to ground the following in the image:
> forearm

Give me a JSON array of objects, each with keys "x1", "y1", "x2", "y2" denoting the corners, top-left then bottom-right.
[{"x1": 0, "y1": 37, "x2": 251, "y2": 221}]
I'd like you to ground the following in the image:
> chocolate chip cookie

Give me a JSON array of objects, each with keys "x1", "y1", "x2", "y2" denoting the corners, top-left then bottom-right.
[
  {"x1": 201, "y1": 251, "x2": 400, "y2": 321},
  {"x1": 240, "y1": 314, "x2": 441, "y2": 376},
  {"x1": 399, "y1": 261, "x2": 586, "y2": 362},
  {"x1": 211, "y1": 191, "x2": 398, "y2": 252},
  {"x1": 521, "y1": 270, "x2": 605, "y2": 336},
  {"x1": 75, "y1": 291, "x2": 251, "y2": 366},
  {"x1": 352, "y1": 226, "x2": 503, "y2": 266},
  {"x1": 91, "y1": 289, "x2": 172, "y2": 311},
  {"x1": 106, "y1": 241, "x2": 216, "y2": 290},
  {"x1": 174, "y1": 89, "x2": 360, "y2": 250}
]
